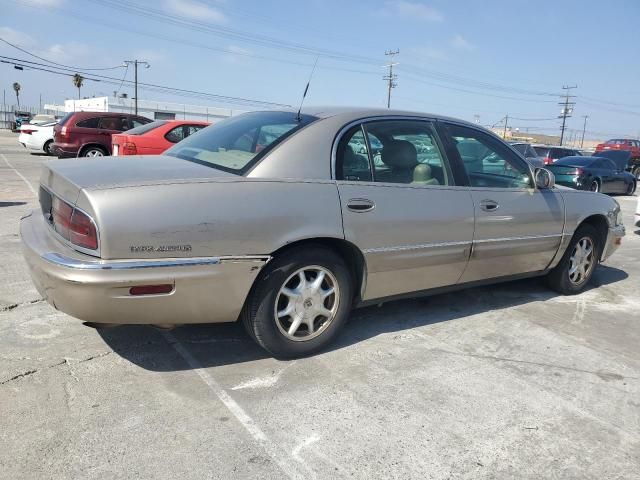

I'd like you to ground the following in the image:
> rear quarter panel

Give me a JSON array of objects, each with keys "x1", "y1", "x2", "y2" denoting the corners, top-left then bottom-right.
[{"x1": 78, "y1": 179, "x2": 344, "y2": 259}]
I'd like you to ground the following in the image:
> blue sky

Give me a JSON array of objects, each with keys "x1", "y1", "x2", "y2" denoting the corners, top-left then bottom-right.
[{"x1": 1, "y1": 0, "x2": 639, "y2": 140}]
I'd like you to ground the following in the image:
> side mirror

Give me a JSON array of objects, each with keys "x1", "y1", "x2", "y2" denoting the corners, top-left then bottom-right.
[{"x1": 534, "y1": 167, "x2": 555, "y2": 189}]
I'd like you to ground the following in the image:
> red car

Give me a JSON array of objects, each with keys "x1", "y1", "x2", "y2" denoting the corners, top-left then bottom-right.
[
  {"x1": 595, "y1": 139, "x2": 640, "y2": 178},
  {"x1": 52, "y1": 112, "x2": 152, "y2": 158},
  {"x1": 111, "y1": 120, "x2": 210, "y2": 156}
]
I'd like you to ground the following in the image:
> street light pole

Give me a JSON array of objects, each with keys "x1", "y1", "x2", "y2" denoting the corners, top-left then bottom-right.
[
  {"x1": 123, "y1": 60, "x2": 150, "y2": 115},
  {"x1": 580, "y1": 115, "x2": 588, "y2": 148}
]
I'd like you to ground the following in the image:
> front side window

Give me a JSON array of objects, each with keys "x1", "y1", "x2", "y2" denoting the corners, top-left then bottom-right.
[
  {"x1": 445, "y1": 123, "x2": 532, "y2": 189},
  {"x1": 336, "y1": 120, "x2": 451, "y2": 186},
  {"x1": 165, "y1": 111, "x2": 317, "y2": 174}
]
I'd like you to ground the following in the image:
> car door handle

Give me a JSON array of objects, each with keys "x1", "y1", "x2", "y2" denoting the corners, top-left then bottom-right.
[
  {"x1": 479, "y1": 199, "x2": 499, "y2": 212},
  {"x1": 347, "y1": 198, "x2": 375, "y2": 212}
]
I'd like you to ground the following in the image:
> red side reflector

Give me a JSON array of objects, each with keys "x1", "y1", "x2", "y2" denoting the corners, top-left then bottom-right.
[
  {"x1": 615, "y1": 238, "x2": 622, "y2": 245},
  {"x1": 129, "y1": 284, "x2": 174, "y2": 296}
]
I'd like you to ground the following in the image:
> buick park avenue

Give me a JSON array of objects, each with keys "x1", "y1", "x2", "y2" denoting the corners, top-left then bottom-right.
[{"x1": 20, "y1": 108, "x2": 625, "y2": 357}]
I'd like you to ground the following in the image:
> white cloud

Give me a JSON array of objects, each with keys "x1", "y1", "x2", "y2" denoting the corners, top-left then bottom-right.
[
  {"x1": 0, "y1": 26, "x2": 36, "y2": 47},
  {"x1": 23, "y1": 0, "x2": 64, "y2": 6},
  {"x1": 384, "y1": 0, "x2": 443, "y2": 22},
  {"x1": 163, "y1": 0, "x2": 226, "y2": 23},
  {"x1": 451, "y1": 34, "x2": 475, "y2": 51}
]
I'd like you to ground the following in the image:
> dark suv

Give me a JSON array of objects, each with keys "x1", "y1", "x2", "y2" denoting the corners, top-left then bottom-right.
[
  {"x1": 532, "y1": 145, "x2": 581, "y2": 165},
  {"x1": 52, "y1": 112, "x2": 152, "y2": 158}
]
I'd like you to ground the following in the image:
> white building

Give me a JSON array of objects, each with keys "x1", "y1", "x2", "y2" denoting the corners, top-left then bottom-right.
[{"x1": 45, "y1": 96, "x2": 246, "y2": 122}]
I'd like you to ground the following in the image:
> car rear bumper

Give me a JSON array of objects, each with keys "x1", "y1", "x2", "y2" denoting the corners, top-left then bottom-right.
[
  {"x1": 20, "y1": 211, "x2": 268, "y2": 325},
  {"x1": 51, "y1": 142, "x2": 79, "y2": 158},
  {"x1": 601, "y1": 224, "x2": 625, "y2": 262}
]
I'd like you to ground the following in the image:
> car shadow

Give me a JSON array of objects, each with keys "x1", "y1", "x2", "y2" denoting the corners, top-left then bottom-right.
[
  {"x1": 97, "y1": 265, "x2": 628, "y2": 372},
  {"x1": 0, "y1": 202, "x2": 27, "y2": 208}
]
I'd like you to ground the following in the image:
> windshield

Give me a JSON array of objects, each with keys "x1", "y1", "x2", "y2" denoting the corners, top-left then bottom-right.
[{"x1": 165, "y1": 111, "x2": 317, "y2": 174}]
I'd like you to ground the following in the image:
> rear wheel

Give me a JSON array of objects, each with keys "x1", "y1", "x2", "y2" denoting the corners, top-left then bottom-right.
[
  {"x1": 589, "y1": 179, "x2": 600, "y2": 192},
  {"x1": 547, "y1": 224, "x2": 601, "y2": 295},
  {"x1": 241, "y1": 246, "x2": 353, "y2": 358},
  {"x1": 43, "y1": 140, "x2": 53, "y2": 155},
  {"x1": 81, "y1": 146, "x2": 107, "y2": 157}
]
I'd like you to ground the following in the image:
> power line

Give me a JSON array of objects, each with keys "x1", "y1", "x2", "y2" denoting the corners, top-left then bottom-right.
[
  {"x1": 0, "y1": 36, "x2": 124, "y2": 71},
  {"x1": 1, "y1": 56, "x2": 291, "y2": 108}
]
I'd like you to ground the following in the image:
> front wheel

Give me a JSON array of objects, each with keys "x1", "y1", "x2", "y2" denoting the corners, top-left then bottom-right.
[
  {"x1": 547, "y1": 224, "x2": 601, "y2": 295},
  {"x1": 626, "y1": 181, "x2": 636, "y2": 196},
  {"x1": 241, "y1": 246, "x2": 353, "y2": 358},
  {"x1": 589, "y1": 179, "x2": 600, "y2": 192},
  {"x1": 633, "y1": 165, "x2": 640, "y2": 181}
]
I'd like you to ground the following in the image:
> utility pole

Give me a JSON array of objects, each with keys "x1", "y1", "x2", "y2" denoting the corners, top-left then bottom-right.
[
  {"x1": 503, "y1": 114, "x2": 509, "y2": 139},
  {"x1": 383, "y1": 50, "x2": 399, "y2": 109},
  {"x1": 123, "y1": 60, "x2": 150, "y2": 115},
  {"x1": 558, "y1": 85, "x2": 577, "y2": 146},
  {"x1": 580, "y1": 115, "x2": 588, "y2": 148}
]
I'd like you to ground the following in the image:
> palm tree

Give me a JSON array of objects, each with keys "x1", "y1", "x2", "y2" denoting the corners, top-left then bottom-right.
[
  {"x1": 12, "y1": 82, "x2": 20, "y2": 107},
  {"x1": 73, "y1": 74, "x2": 84, "y2": 99}
]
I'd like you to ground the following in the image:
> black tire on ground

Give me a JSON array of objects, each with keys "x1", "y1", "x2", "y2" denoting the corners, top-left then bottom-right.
[
  {"x1": 546, "y1": 224, "x2": 601, "y2": 295},
  {"x1": 589, "y1": 179, "x2": 600, "y2": 192},
  {"x1": 626, "y1": 181, "x2": 636, "y2": 196},
  {"x1": 43, "y1": 140, "x2": 53, "y2": 155},
  {"x1": 633, "y1": 165, "x2": 640, "y2": 181},
  {"x1": 241, "y1": 246, "x2": 353, "y2": 358},
  {"x1": 81, "y1": 146, "x2": 107, "y2": 157}
]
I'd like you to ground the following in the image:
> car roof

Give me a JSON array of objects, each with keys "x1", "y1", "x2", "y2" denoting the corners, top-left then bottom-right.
[{"x1": 69, "y1": 111, "x2": 144, "y2": 118}]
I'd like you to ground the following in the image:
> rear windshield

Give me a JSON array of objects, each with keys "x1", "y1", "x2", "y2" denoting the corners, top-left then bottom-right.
[
  {"x1": 605, "y1": 139, "x2": 627, "y2": 144},
  {"x1": 165, "y1": 111, "x2": 317, "y2": 174},
  {"x1": 533, "y1": 146, "x2": 549, "y2": 157},
  {"x1": 553, "y1": 157, "x2": 593, "y2": 166},
  {"x1": 125, "y1": 120, "x2": 168, "y2": 135},
  {"x1": 57, "y1": 113, "x2": 74, "y2": 126}
]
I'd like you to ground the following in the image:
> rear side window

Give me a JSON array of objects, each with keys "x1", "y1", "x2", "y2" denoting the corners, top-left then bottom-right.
[
  {"x1": 57, "y1": 113, "x2": 74, "y2": 126},
  {"x1": 165, "y1": 126, "x2": 185, "y2": 143},
  {"x1": 533, "y1": 146, "x2": 550, "y2": 158},
  {"x1": 76, "y1": 117, "x2": 100, "y2": 129},
  {"x1": 98, "y1": 116, "x2": 129, "y2": 131}
]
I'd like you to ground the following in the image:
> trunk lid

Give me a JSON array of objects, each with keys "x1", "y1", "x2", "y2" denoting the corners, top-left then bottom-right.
[{"x1": 40, "y1": 154, "x2": 237, "y2": 207}]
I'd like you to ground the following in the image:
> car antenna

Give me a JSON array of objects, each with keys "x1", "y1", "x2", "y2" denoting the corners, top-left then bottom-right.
[{"x1": 296, "y1": 56, "x2": 319, "y2": 122}]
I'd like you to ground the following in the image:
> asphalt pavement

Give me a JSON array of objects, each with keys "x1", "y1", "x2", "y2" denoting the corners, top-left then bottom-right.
[{"x1": 1, "y1": 129, "x2": 639, "y2": 479}]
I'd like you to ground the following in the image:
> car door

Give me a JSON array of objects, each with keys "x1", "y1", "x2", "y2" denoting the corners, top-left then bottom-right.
[
  {"x1": 592, "y1": 159, "x2": 615, "y2": 193},
  {"x1": 438, "y1": 122, "x2": 564, "y2": 283},
  {"x1": 605, "y1": 159, "x2": 629, "y2": 193},
  {"x1": 335, "y1": 118, "x2": 475, "y2": 301}
]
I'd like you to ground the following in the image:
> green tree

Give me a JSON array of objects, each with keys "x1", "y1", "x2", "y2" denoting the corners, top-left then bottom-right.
[
  {"x1": 12, "y1": 82, "x2": 21, "y2": 107},
  {"x1": 73, "y1": 73, "x2": 84, "y2": 99}
]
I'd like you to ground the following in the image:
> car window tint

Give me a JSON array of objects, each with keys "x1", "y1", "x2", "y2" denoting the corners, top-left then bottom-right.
[
  {"x1": 186, "y1": 125, "x2": 205, "y2": 137},
  {"x1": 533, "y1": 146, "x2": 549, "y2": 157},
  {"x1": 361, "y1": 120, "x2": 451, "y2": 185},
  {"x1": 98, "y1": 116, "x2": 127, "y2": 131},
  {"x1": 336, "y1": 126, "x2": 372, "y2": 182},
  {"x1": 446, "y1": 124, "x2": 532, "y2": 188},
  {"x1": 166, "y1": 126, "x2": 186, "y2": 143},
  {"x1": 76, "y1": 117, "x2": 100, "y2": 129}
]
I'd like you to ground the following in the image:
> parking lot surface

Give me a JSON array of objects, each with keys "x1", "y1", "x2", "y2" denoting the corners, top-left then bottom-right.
[{"x1": 1, "y1": 129, "x2": 639, "y2": 479}]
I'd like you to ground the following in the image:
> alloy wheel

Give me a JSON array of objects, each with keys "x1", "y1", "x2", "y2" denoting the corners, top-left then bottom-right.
[
  {"x1": 568, "y1": 237, "x2": 595, "y2": 285},
  {"x1": 85, "y1": 149, "x2": 104, "y2": 157},
  {"x1": 274, "y1": 266, "x2": 339, "y2": 341}
]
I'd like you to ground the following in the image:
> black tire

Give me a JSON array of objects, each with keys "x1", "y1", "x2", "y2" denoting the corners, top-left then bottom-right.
[
  {"x1": 81, "y1": 146, "x2": 107, "y2": 157},
  {"x1": 43, "y1": 140, "x2": 53, "y2": 155},
  {"x1": 626, "y1": 181, "x2": 636, "y2": 196},
  {"x1": 589, "y1": 179, "x2": 600, "y2": 192},
  {"x1": 546, "y1": 224, "x2": 601, "y2": 295},
  {"x1": 633, "y1": 165, "x2": 640, "y2": 181},
  {"x1": 241, "y1": 246, "x2": 353, "y2": 358}
]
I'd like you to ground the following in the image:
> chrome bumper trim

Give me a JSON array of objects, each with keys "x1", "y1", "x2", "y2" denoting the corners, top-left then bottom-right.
[{"x1": 41, "y1": 253, "x2": 270, "y2": 270}]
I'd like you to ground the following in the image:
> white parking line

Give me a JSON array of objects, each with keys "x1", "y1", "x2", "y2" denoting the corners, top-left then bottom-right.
[
  {"x1": 162, "y1": 331, "x2": 308, "y2": 480},
  {"x1": 0, "y1": 152, "x2": 36, "y2": 196}
]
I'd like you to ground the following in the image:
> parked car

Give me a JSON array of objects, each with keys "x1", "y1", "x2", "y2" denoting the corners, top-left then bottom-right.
[
  {"x1": 595, "y1": 139, "x2": 640, "y2": 157},
  {"x1": 18, "y1": 122, "x2": 56, "y2": 155},
  {"x1": 13, "y1": 111, "x2": 32, "y2": 131},
  {"x1": 20, "y1": 108, "x2": 625, "y2": 358},
  {"x1": 52, "y1": 112, "x2": 153, "y2": 158},
  {"x1": 111, "y1": 120, "x2": 210, "y2": 156},
  {"x1": 532, "y1": 145, "x2": 581, "y2": 165},
  {"x1": 28, "y1": 114, "x2": 57, "y2": 126},
  {"x1": 546, "y1": 156, "x2": 636, "y2": 195},
  {"x1": 509, "y1": 142, "x2": 544, "y2": 167},
  {"x1": 593, "y1": 150, "x2": 640, "y2": 180}
]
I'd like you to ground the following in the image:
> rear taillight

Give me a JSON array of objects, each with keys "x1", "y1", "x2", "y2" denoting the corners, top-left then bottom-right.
[
  {"x1": 122, "y1": 142, "x2": 137, "y2": 155},
  {"x1": 50, "y1": 196, "x2": 98, "y2": 250},
  {"x1": 543, "y1": 157, "x2": 553, "y2": 165},
  {"x1": 60, "y1": 125, "x2": 69, "y2": 139}
]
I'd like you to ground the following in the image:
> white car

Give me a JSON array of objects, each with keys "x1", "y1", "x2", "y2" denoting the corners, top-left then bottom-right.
[
  {"x1": 29, "y1": 114, "x2": 56, "y2": 126},
  {"x1": 18, "y1": 123, "x2": 55, "y2": 155}
]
